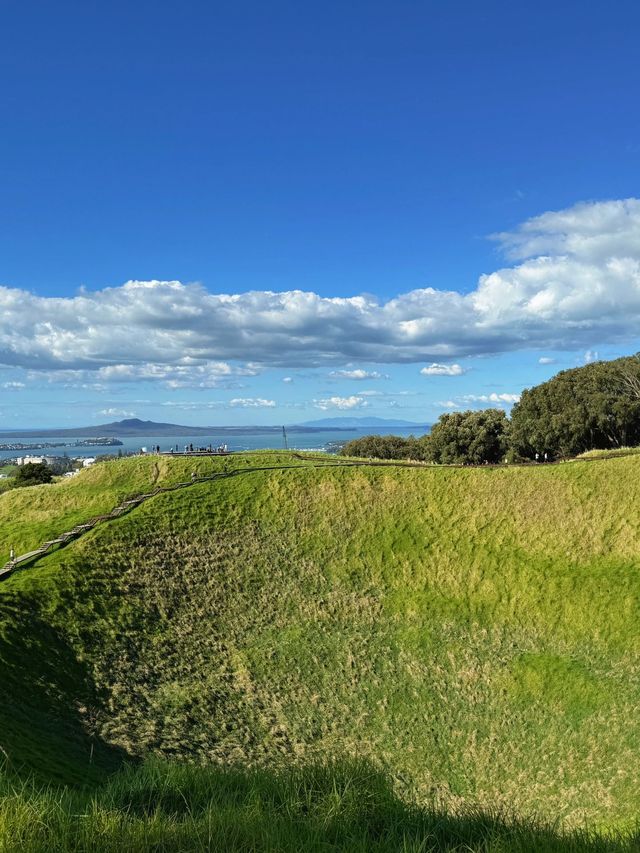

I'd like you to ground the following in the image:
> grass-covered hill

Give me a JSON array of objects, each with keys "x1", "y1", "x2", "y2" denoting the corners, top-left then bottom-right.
[{"x1": 1, "y1": 452, "x2": 640, "y2": 850}]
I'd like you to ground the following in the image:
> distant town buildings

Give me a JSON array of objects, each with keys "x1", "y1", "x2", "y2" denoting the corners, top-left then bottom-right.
[
  {"x1": 16, "y1": 455, "x2": 57, "y2": 466},
  {"x1": 14, "y1": 454, "x2": 97, "y2": 468}
]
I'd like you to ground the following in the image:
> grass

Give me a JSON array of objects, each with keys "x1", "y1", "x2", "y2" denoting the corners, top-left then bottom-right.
[
  {"x1": 1, "y1": 759, "x2": 638, "y2": 852},
  {"x1": 0, "y1": 451, "x2": 322, "y2": 558},
  {"x1": 1, "y1": 452, "x2": 640, "y2": 847},
  {"x1": 575, "y1": 446, "x2": 640, "y2": 459}
]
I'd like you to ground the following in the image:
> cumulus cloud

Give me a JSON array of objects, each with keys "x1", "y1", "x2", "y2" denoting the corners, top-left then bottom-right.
[
  {"x1": 282, "y1": 376, "x2": 293, "y2": 383},
  {"x1": 491, "y1": 199, "x2": 640, "y2": 263},
  {"x1": 314, "y1": 396, "x2": 368, "y2": 410},
  {"x1": 329, "y1": 369, "x2": 389, "y2": 380},
  {"x1": 420, "y1": 363, "x2": 467, "y2": 376},
  {"x1": 228, "y1": 397, "x2": 276, "y2": 408},
  {"x1": 1, "y1": 199, "x2": 640, "y2": 380},
  {"x1": 2, "y1": 381, "x2": 25, "y2": 390},
  {"x1": 162, "y1": 401, "x2": 224, "y2": 410},
  {"x1": 97, "y1": 408, "x2": 136, "y2": 418},
  {"x1": 97, "y1": 361, "x2": 259, "y2": 389},
  {"x1": 538, "y1": 356, "x2": 556, "y2": 364},
  {"x1": 460, "y1": 393, "x2": 521, "y2": 404},
  {"x1": 160, "y1": 398, "x2": 275, "y2": 410}
]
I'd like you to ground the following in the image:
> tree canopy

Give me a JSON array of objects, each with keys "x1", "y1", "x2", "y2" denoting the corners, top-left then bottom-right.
[
  {"x1": 341, "y1": 434, "x2": 428, "y2": 460},
  {"x1": 341, "y1": 355, "x2": 640, "y2": 464},
  {"x1": 510, "y1": 355, "x2": 640, "y2": 459},
  {"x1": 426, "y1": 409, "x2": 509, "y2": 465},
  {"x1": 14, "y1": 462, "x2": 54, "y2": 487}
]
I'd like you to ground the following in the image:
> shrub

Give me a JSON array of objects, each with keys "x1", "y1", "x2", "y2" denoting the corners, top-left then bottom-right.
[
  {"x1": 426, "y1": 409, "x2": 509, "y2": 465},
  {"x1": 14, "y1": 462, "x2": 54, "y2": 486},
  {"x1": 341, "y1": 434, "x2": 428, "y2": 460}
]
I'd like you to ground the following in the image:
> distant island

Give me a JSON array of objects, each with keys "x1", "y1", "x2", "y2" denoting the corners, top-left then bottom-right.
[
  {"x1": 0, "y1": 437, "x2": 124, "y2": 451},
  {"x1": 0, "y1": 417, "x2": 428, "y2": 439}
]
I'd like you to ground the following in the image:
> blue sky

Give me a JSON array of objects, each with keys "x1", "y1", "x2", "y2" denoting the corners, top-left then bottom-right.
[{"x1": 1, "y1": 0, "x2": 640, "y2": 428}]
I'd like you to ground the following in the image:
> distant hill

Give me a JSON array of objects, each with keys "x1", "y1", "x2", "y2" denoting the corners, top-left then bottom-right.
[
  {"x1": 0, "y1": 418, "x2": 331, "y2": 438},
  {"x1": 0, "y1": 416, "x2": 427, "y2": 438},
  {"x1": 296, "y1": 416, "x2": 426, "y2": 429},
  {"x1": 0, "y1": 418, "x2": 219, "y2": 438}
]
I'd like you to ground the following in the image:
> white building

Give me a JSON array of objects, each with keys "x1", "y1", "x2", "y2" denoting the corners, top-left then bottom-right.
[
  {"x1": 16, "y1": 455, "x2": 57, "y2": 466},
  {"x1": 82, "y1": 457, "x2": 96, "y2": 467}
]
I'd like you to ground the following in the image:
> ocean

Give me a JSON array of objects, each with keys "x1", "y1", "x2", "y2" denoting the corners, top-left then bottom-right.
[{"x1": 0, "y1": 426, "x2": 428, "y2": 462}]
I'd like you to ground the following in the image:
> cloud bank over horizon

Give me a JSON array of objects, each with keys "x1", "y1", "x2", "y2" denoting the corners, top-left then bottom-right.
[{"x1": 1, "y1": 199, "x2": 639, "y2": 388}]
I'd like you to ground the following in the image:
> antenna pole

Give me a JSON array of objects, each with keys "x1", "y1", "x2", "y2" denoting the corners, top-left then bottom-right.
[{"x1": 282, "y1": 426, "x2": 289, "y2": 450}]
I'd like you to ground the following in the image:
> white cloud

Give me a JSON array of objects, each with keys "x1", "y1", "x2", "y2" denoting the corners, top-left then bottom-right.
[
  {"x1": 160, "y1": 398, "x2": 276, "y2": 410},
  {"x1": 1, "y1": 199, "x2": 640, "y2": 379},
  {"x1": 329, "y1": 369, "x2": 388, "y2": 380},
  {"x1": 228, "y1": 397, "x2": 276, "y2": 408},
  {"x1": 2, "y1": 381, "x2": 25, "y2": 390},
  {"x1": 460, "y1": 393, "x2": 521, "y2": 404},
  {"x1": 437, "y1": 400, "x2": 460, "y2": 409},
  {"x1": 161, "y1": 401, "x2": 225, "y2": 410},
  {"x1": 282, "y1": 376, "x2": 293, "y2": 383},
  {"x1": 583, "y1": 350, "x2": 599, "y2": 363},
  {"x1": 491, "y1": 199, "x2": 640, "y2": 263},
  {"x1": 97, "y1": 361, "x2": 258, "y2": 389},
  {"x1": 96, "y1": 408, "x2": 136, "y2": 418},
  {"x1": 538, "y1": 357, "x2": 556, "y2": 365},
  {"x1": 420, "y1": 363, "x2": 467, "y2": 376},
  {"x1": 313, "y1": 395, "x2": 368, "y2": 411}
]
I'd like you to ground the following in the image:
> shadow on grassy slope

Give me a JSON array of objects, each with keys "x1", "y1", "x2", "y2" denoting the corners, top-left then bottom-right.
[
  {"x1": 1, "y1": 759, "x2": 637, "y2": 852},
  {"x1": 0, "y1": 585, "x2": 127, "y2": 784}
]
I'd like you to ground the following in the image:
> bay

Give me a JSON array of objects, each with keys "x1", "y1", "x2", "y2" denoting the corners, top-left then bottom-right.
[{"x1": 0, "y1": 426, "x2": 428, "y2": 462}]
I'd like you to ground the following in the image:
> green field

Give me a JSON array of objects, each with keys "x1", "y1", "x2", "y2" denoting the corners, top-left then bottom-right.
[{"x1": 1, "y1": 453, "x2": 639, "y2": 850}]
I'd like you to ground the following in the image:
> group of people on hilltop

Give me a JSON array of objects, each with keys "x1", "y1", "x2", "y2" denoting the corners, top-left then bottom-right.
[{"x1": 144, "y1": 443, "x2": 229, "y2": 455}]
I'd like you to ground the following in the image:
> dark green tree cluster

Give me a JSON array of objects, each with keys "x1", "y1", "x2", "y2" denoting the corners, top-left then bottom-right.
[
  {"x1": 510, "y1": 355, "x2": 640, "y2": 458},
  {"x1": 341, "y1": 410, "x2": 509, "y2": 465},
  {"x1": 14, "y1": 462, "x2": 54, "y2": 486},
  {"x1": 341, "y1": 355, "x2": 640, "y2": 464},
  {"x1": 426, "y1": 408, "x2": 509, "y2": 464},
  {"x1": 341, "y1": 434, "x2": 429, "y2": 460}
]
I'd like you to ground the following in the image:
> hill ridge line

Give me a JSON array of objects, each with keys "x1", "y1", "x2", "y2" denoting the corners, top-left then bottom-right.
[
  {"x1": 1, "y1": 448, "x2": 634, "y2": 582},
  {"x1": 0, "y1": 458, "x2": 365, "y2": 581}
]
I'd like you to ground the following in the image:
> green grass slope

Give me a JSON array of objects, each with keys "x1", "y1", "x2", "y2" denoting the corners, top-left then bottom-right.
[
  {"x1": 1, "y1": 453, "x2": 640, "y2": 845},
  {"x1": 1, "y1": 760, "x2": 636, "y2": 852}
]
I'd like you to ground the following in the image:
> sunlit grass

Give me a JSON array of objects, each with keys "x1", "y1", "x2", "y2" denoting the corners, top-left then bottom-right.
[
  {"x1": 2, "y1": 452, "x2": 640, "y2": 844},
  {"x1": 0, "y1": 760, "x2": 636, "y2": 852}
]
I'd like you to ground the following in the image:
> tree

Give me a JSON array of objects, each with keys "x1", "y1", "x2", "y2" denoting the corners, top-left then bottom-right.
[
  {"x1": 341, "y1": 434, "x2": 428, "y2": 460},
  {"x1": 14, "y1": 462, "x2": 54, "y2": 487},
  {"x1": 510, "y1": 355, "x2": 640, "y2": 459},
  {"x1": 426, "y1": 409, "x2": 509, "y2": 465},
  {"x1": 620, "y1": 353, "x2": 640, "y2": 401}
]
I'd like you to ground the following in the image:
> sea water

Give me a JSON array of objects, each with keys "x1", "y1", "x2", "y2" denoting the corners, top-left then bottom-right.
[{"x1": 0, "y1": 427, "x2": 428, "y2": 462}]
